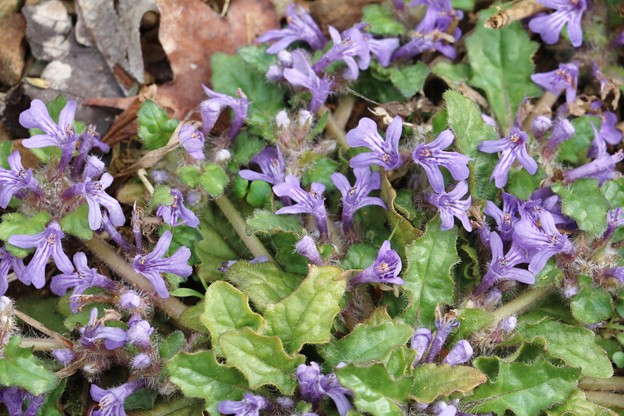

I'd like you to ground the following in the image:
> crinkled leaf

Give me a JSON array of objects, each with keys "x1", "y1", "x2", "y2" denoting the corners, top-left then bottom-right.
[
  {"x1": 453, "y1": 308, "x2": 494, "y2": 341},
  {"x1": 265, "y1": 266, "x2": 346, "y2": 353},
  {"x1": 137, "y1": 100, "x2": 179, "y2": 150},
  {"x1": 322, "y1": 309, "x2": 413, "y2": 367},
  {"x1": 246, "y1": 209, "x2": 305, "y2": 236},
  {"x1": 199, "y1": 165, "x2": 229, "y2": 197},
  {"x1": 401, "y1": 217, "x2": 459, "y2": 326},
  {"x1": 465, "y1": 11, "x2": 541, "y2": 131},
  {"x1": 226, "y1": 261, "x2": 302, "y2": 313},
  {"x1": 506, "y1": 167, "x2": 546, "y2": 200},
  {"x1": 201, "y1": 281, "x2": 265, "y2": 355},
  {"x1": 129, "y1": 397, "x2": 205, "y2": 416},
  {"x1": 570, "y1": 285, "x2": 613, "y2": 324},
  {"x1": 380, "y1": 174, "x2": 421, "y2": 250},
  {"x1": 361, "y1": 4, "x2": 405, "y2": 36},
  {"x1": 0, "y1": 212, "x2": 51, "y2": 257},
  {"x1": 552, "y1": 179, "x2": 610, "y2": 238},
  {"x1": 469, "y1": 358, "x2": 580, "y2": 416},
  {"x1": 246, "y1": 181, "x2": 272, "y2": 207},
  {"x1": 301, "y1": 158, "x2": 340, "y2": 191},
  {"x1": 237, "y1": 44, "x2": 276, "y2": 74},
  {"x1": 149, "y1": 185, "x2": 174, "y2": 211},
  {"x1": 602, "y1": 176, "x2": 624, "y2": 208},
  {"x1": 178, "y1": 302, "x2": 209, "y2": 334},
  {"x1": 0, "y1": 336, "x2": 58, "y2": 395},
  {"x1": 336, "y1": 363, "x2": 412, "y2": 416},
  {"x1": 219, "y1": 328, "x2": 305, "y2": 394},
  {"x1": 159, "y1": 331, "x2": 186, "y2": 361},
  {"x1": 432, "y1": 62, "x2": 471, "y2": 87},
  {"x1": 384, "y1": 346, "x2": 417, "y2": 379},
  {"x1": 444, "y1": 89, "x2": 499, "y2": 201},
  {"x1": 342, "y1": 243, "x2": 378, "y2": 270},
  {"x1": 546, "y1": 390, "x2": 618, "y2": 416},
  {"x1": 410, "y1": 364, "x2": 487, "y2": 403},
  {"x1": 36, "y1": 378, "x2": 66, "y2": 416},
  {"x1": 60, "y1": 204, "x2": 93, "y2": 240},
  {"x1": 518, "y1": 316, "x2": 613, "y2": 378},
  {"x1": 167, "y1": 351, "x2": 248, "y2": 415},
  {"x1": 388, "y1": 63, "x2": 429, "y2": 99}
]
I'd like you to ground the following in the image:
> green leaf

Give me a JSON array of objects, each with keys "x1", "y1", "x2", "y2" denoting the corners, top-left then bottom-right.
[
  {"x1": 384, "y1": 346, "x2": 417, "y2": 379},
  {"x1": 237, "y1": 44, "x2": 276, "y2": 74},
  {"x1": 0, "y1": 212, "x2": 51, "y2": 257},
  {"x1": 401, "y1": 217, "x2": 459, "y2": 326},
  {"x1": 546, "y1": 390, "x2": 618, "y2": 416},
  {"x1": 150, "y1": 185, "x2": 174, "y2": 211},
  {"x1": 342, "y1": 243, "x2": 378, "y2": 270},
  {"x1": 336, "y1": 363, "x2": 412, "y2": 416},
  {"x1": 518, "y1": 317, "x2": 613, "y2": 378},
  {"x1": 432, "y1": 62, "x2": 471, "y2": 87},
  {"x1": 219, "y1": 328, "x2": 305, "y2": 395},
  {"x1": 444, "y1": 90, "x2": 499, "y2": 201},
  {"x1": 410, "y1": 364, "x2": 487, "y2": 403},
  {"x1": 265, "y1": 266, "x2": 346, "y2": 353},
  {"x1": 179, "y1": 166, "x2": 202, "y2": 187},
  {"x1": 558, "y1": 116, "x2": 600, "y2": 164},
  {"x1": 469, "y1": 358, "x2": 580, "y2": 416},
  {"x1": 137, "y1": 100, "x2": 179, "y2": 150},
  {"x1": 380, "y1": 174, "x2": 421, "y2": 250},
  {"x1": 602, "y1": 177, "x2": 624, "y2": 208},
  {"x1": 59, "y1": 204, "x2": 93, "y2": 239},
  {"x1": 37, "y1": 378, "x2": 66, "y2": 416},
  {"x1": 167, "y1": 351, "x2": 248, "y2": 416},
  {"x1": 361, "y1": 5, "x2": 406, "y2": 36},
  {"x1": 163, "y1": 224, "x2": 203, "y2": 266},
  {"x1": 159, "y1": 331, "x2": 186, "y2": 361},
  {"x1": 129, "y1": 397, "x2": 205, "y2": 416},
  {"x1": 322, "y1": 309, "x2": 413, "y2": 367},
  {"x1": 388, "y1": 63, "x2": 429, "y2": 99},
  {"x1": 465, "y1": 10, "x2": 541, "y2": 131},
  {"x1": 506, "y1": 167, "x2": 546, "y2": 200},
  {"x1": 246, "y1": 209, "x2": 305, "y2": 236},
  {"x1": 454, "y1": 308, "x2": 494, "y2": 341},
  {"x1": 0, "y1": 141, "x2": 12, "y2": 168},
  {"x1": 301, "y1": 158, "x2": 340, "y2": 191},
  {"x1": 552, "y1": 179, "x2": 610, "y2": 237},
  {"x1": 226, "y1": 261, "x2": 302, "y2": 313},
  {"x1": 0, "y1": 336, "x2": 58, "y2": 395},
  {"x1": 178, "y1": 302, "x2": 208, "y2": 333},
  {"x1": 246, "y1": 181, "x2": 272, "y2": 207},
  {"x1": 570, "y1": 285, "x2": 613, "y2": 324},
  {"x1": 201, "y1": 281, "x2": 265, "y2": 355},
  {"x1": 199, "y1": 165, "x2": 229, "y2": 197}
]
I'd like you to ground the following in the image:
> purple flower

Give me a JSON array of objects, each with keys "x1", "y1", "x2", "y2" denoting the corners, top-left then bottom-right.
[
  {"x1": 528, "y1": 0, "x2": 587, "y2": 47},
  {"x1": 218, "y1": 392, "x2": 269, "y2": 416},
  {"x1": 63, "y1": 172, "x2": 125, "y2": 231},
  {"x1": 156, "y1": 189, "x2": 199, "y2": 228},
  {"x1": 427, "y1": 181, "x2": 472, "y2": 232},
  {"x1": 131, "y1": 353, "x2": 152, "y2": 370},
  {"x1": 133, "y1": 230, "x2": 192, "y2": 298},
  {"x1": 598, "y1": 112, "x2": 622, "y2": 146},
  {"x1": 200, "y1": 85, "x2": 248, "y2": 139},
  {"x1": 411, "y1": 0, "x2": 464, "y2": 33},
  {"x1": 19, "y1": 99, "x2": 78, "y2": 171},
  {"x1": 52, "y1": 348, "x2": 76, "y2": 365},
  {"x1": 283, "y1": 50, "x2": 334, "y2": 113},
  {"x1": 72, "y1": 125, "x2": 110, "y2": 179},
  {"x1": 9, "y1": 221, "x2": 73, "y2": 289},
  {"x1": 604, "y1": 207, "x2": 624, "y2": 239},
  {"x1": 346, "y1": 116, "x2": 404, "y2": 171},
  {"x1": 118, "y1": 290, "x2": 143, "y2": 311},
  {"x1": 544, "y1": 117, "x2": 574, "y2": 157},
  {"x1": 424, "y1": 311, "x2": 459, "y2": 363},
  {"x1": 513, "y1": 211, "x2": 575, "y2": 273},
  {"x1": 564, "y1": 126, "x2": 624, "y2": 185},
  {"x1": 297, "y1": 362, "x2": 352, "y2": 416},
  {"x1": 474, "y1": 232, "x2": 534, "y2": 296},
  {"x1": 392, "y1": 30, "x2": 459, "y2": 61},
  {"x1": 273, "y1": 175, "x2": 329, "y2": 239},
  {"x1": 50, "y1": 252, "x2": 116, "y2": 313},
  {"x1": 532, "y1": 115, "x2": 552, "y2": 139},
  {"x1": 178, "y1": 124, "x2": 205, "y2": 160},
  {"x1": 0, "y1": 151, "x2": 42, "y2": 208},
  {"x1": 367, "y1": 35, "x2": 400, "y2": 67},
  {"x1": 0, "y1": 387, "x2": 44, "y2": 416},
  {"x1": 412, "y1": 129, "x2": 471, "y2": 193},
  {"x1": 531, "y1": 62, "x2": 579, "y2": 105},
  {"x1": 82, "y1": 156, "x2": 106, "y2": 180},
  {"x1": 0, "y1": 247, "x2": 24, "y2": 296},
  {"x1": 331, "y1": 167, "x2": 386, "y2": 234},
  {"x1": 313, "y1": 25, "x2": 370, "y2": 80},
  {"x1": 239, "y1": 146, "x2": 286, "y2": 185},
  {"x1": 499, "y1": 316, "x2": 517, "y2": 333},
  {"x1": 90, "y1": 379, "x2": 145, "y2": 416},
  {"x1": 478, "y1": 127, "x2": 538, "y2": 188},
  {"x1": 127, "y1": 319, "x2": 153, "y2": 349},
  {"x1": 442, "y1": 340, "x2": 473, "y2": 366},
  {"x1": 102, "y1": 213, "x2": 132, "y2": 252},
  {"x1": 80, "y1": 308, "x2": 128, "y2": 350},
  {"x1": 484, "y1": 192, "x2": 521, "y2": 242},
  {"x1": 410, "y1": 328, "x2": 432, "y2": 365},
  {"x1": 295, "y1": 236, "x2": 323, "y2": 266},
  {"x1": 349, "y1": 240, "x2": 404, "y2": 286},
  {"x1": 605, "y1": 268, "x2": 624, "y2": 284},
  {"x1": 256, "y1": 4, "x2": 326, "y2": 53}
]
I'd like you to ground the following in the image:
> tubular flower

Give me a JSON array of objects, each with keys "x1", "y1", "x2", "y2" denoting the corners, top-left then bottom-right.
[
  {"x1": 313, "y1": 25, "x2": 370, "y2": 80},
  {"x1": 239, "y1": 146, "x2": 286, "y2": 185},
  {"x1": 427, "y1": 181, "x2": 473, "y2": 232},
  {"x1": 531, "y1": 62, "x2": 579, "y2": 105},
  {"x1": 90, "y1": 380, "x2": 145, "y2": 416},
  {"x1": 283, "y1": 50, "x2": 334, "y2": 113},
  {"x1": 218, "y1": 392, "x2": 269, "y2": 416},
  {"x1": 200, "y1": 85, "x2": 248, "y2": 138},
  {"x1": 256, "y1": 3, "x2": 326, "y2": 53},
  {"x1": 297, "y1": 362, "x2": 352, "y2": 416},
  {"x1": 156, "y1": 189, "x2": 200, "y2": 228},
  {"x1": 346, "y1": 116, "x2": 404, "y2": 171},
  {"x1": 349, "y1": 240, "x2": 404, "y2": 286},
  {"x1": 273, "y1": 175, "x2": 329, "y2": 239},
  {"x1": 528, "y1": 0, "x2": 587, "y2": 47},
  {"x1": 0, "y1": 247, "x2": 25, "y2": 296},
  {"x1": 0, "y1": 151, "x2": 42, "y2": 208}
]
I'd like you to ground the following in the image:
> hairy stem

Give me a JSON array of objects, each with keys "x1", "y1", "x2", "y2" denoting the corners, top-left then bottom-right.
[
  {"x1": 20, "y1": 337, "x2": 66, "y2": 351},
  {"x1": 585, "y1": 392, "x2": 624, "y2": 409},
  {"x1": 214, "y1": 195, "x2": 275, "y2": 262},
  {"x1": 84, "y1": 237, "x2": 188, "y2": 322},
  {"x1": 319, "y1": 106, "x2": 348, "y2": 151},
  {"x1": 580, "y1": 377, "x2": 624, "y2": 392},
  {"x1": 484, "y1": 0, "x2": 547, "y2": 29},
  {"x1": 491, "y1": 286, "x2": 552, "y2": 326}
]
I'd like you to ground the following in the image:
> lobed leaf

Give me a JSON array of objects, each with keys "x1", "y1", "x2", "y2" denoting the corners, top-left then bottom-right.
[
  {"x1": 137, "y1": 100, "x2": 179, "y2": 150},
  {"x1": 0, "y1": 336, "x2": 58, "y2": 395},
  {"x1": 552, "y1": 179, "x2": 610, "y2": 238}
]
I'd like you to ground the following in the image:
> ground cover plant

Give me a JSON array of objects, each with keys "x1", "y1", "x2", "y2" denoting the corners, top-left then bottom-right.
[{"x1": 0, "y1": 0, "x2": 623, "y2": 414}]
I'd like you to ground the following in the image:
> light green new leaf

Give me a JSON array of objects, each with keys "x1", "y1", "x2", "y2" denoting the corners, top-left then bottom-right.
[
  {"x1": 388, "y1": 63, "x2": 429, "y2": 99},
  {"x1": 361, "y1": 4, "x2": 406, "y2": 36},
  {"x1": 546, "y1": 390, "x2": 618, "y2": 416},
  {"x1": 465, "y1": 11, "x2": 541, "y2": 131},
  {"x1": 226, "y1": 261, "x2": 302, "y2": 313},
  {"x1": 322, "y1": 309, "x2": 413, "y2": 367},
  {"x1": 246, "y1": 209, "x2": 305, "y2": 236},
  {"x1": 518, "y1": 317, "x2": 613, "y2": 378},
  {"x1": 137, "y1": 100, "x2": 179, "y2": 150},
  {"x1": 336, "y1": 363, "x2": 412, "y2": 416},
  {"x1": 552, "y1": 179, "x2": 610, "y2": 237},
  {"x1": 432, "y1": 62, "x2": 471, "y2": 87},
  {"x1": 570, "y1": 286, "x2": 613, "y2": 324},
  {"x1": 384, "y1": 346, "x2": 417, "y2": 379},
  {"x1": 444, "y1": 90, "x2": 499, "y2": 201},
  {"x1": 401, "y1": 217, "x2": 459, "y2": 326},
  {"x1": 469, "y1": 358, "x2": 580, "y2": 416},
  {"x1": 601, "y1": 176, "x2": 624, "y2": 208},
  {"x1": 411, "y1": 364, "x2": 487, "y2": 403},
  {"x1": 219, "y1": 328, "x2": 305, "y2": 395},
  {"x1": 199, "y1": 165, "x2": 229, "y2": 197},
  {"x1": 0, "y1": 212, "x2": 51, "y2": 257},
  {"x1": 265, "y1": 266, "x2": 346, "y2": 353},
  {"x1": 201, "y1": 281, "x2": 265, "y2": 355},
  {"x1": 167, "y1": 351, "x2": 248, "y2": 415},
  {"x1": 0, "y1": 336, "x2": 58, "y2": 395},
  {"x1": 60, "y1": 204, "x2": 92, "y2": 240}
]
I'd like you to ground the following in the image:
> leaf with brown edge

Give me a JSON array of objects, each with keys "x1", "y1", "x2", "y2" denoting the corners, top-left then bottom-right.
[
  {"x1": 380, "y1": 173, "x2": 421, "y2": 251},
  {"x1": 410, "y1": 364, "x2": 487, "y2": 403}
]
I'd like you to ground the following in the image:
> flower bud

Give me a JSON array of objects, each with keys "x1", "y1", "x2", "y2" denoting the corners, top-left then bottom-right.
[
  {"x1": 266, "y1": 65, "x2": 283, "y2": 81},
  {"x1": 277, "y1": 50, "x2": 293, "y2": 67},
  {"x1": 442, "y1": 340, "x2": 473, "y2": 366},
  {"x1": 215, "y1": 149, "x2": 232, "y2": 164},
  {"x1": 499, "y1": 316, "x2": 517, "y2": 334},
  {"x1": 131, "y1": 353, "x2": 152, "y2": 370},
  {"x1": 127, "y1": 320, "x2": 154, "y2": 349},
  {"x1": 119, "y1": 291, "x2": 143, "y2": 311},
  {"x1": 295, "y1": 236, "x2": 323, "y2": 266},
  {"x1": 83, "y1": 156, "x2": 106, "y2": 180},
  {"x1": 52, "y1": 349, "x2": 76, "y2": 366},
  {"x1": 532, "y1": 116, "x2": 552, "y2": 139},
  {"x1": 275, "y1": 110, "x2": 291, "y2": 129},
  {"x1": 410, "y1": 328, "x2": 432, "y2": 365}
]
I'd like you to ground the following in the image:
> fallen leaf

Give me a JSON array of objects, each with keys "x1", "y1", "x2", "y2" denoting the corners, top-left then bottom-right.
[
  {"x1": 0, "y1": 13, "x2": 26, "y2": 87},
  {"x1": 306, "y1": 0, "x2": 382, "y2": 32}
]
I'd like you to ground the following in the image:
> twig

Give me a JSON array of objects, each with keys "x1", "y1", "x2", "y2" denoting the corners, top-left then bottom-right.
[
  {"x1": 14, "y1": 310, "x2": 72, "y2": 348},
  {"x1": 334, "y1": 95, "x2": 356, "y2": 130},
  {"x1": 20, "y1": 337, "x2": 66, "y2": 351},
  {"x1": 580, "y1": 377, "x2": 624, "y2": 392},
  {"x1": 485, "y1": 0, "x2": 547, "y2": 29},
  {"x1": 585, "y1": 392, "x2": 624, "y2": 409},
  {"x1": 83, "y1": 237, "x2": 188, "y2": 322},
  {"x1": 137, "y1": 168, "x2": 155, "y2": 195},
  {"x1": 491, "y1": 286, "x2": 552, "y2": 326}
]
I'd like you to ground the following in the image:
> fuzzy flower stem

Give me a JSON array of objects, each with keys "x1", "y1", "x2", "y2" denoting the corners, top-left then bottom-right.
[
  {"x1": 579, "y1": 377, "x2": 624, "y2": 392},
  {"x1": 318, "y1": 106, "x2": 348, "y2": 152},
  {"x1": 83, "y1": 236, "x2": 188, "y2": 322},
  {"x1": 484, "y1": 0, "x2": 547, "y2": 28},
  {"x1": 214, "y1": 196, "x2": 275, "y2": 262},
  {"x1": 491, "y1": 286, "x2": 552, "y2": 326}
]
